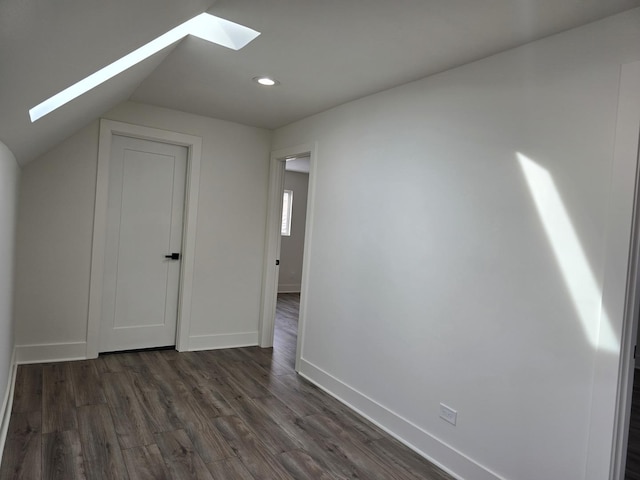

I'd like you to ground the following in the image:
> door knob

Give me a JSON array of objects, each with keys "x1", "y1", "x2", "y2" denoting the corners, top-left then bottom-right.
[{"x1": 164, "y1": 253, "x2": 180, "y2": 260}]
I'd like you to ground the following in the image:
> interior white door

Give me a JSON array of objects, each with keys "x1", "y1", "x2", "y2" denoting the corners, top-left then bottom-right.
[{"x1": 99, "y1": 135, "x2": 187, "y2": 352}]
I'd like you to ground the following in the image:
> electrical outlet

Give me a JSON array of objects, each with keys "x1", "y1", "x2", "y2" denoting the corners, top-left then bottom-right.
[{"x1": 439, "y1": 403, "x2": 457, "y2": 426}]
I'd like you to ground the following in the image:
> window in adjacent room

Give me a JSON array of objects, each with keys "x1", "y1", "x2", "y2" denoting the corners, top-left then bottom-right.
[{"x1": 281, "y1": 189, "x2": 293, "y2": 236}]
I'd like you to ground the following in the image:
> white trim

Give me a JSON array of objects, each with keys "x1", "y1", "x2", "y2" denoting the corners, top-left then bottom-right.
[
  {"x1": 608, "y1": 61, "x2": 640, "y2": 480},
  {"x1": 87, "y1": 119, "x2": 202, "y2": 357},
  {"x1": 297, "y1": 357, "x2": 503, "y2": 480},
  {"x1": 15, "y1": 342, "x2": 87, "y2": 364},
  {"x1": 0, "y1": 347, "x2": 17, "y2": 468},
  {"x1": 187, "y1": 332, "x2": 259, "y2": 351},
  {"x1": 259, "y1": 142, "x2": 316, "y2": 358},
  {"x1": 277, "y1": 284, "x2": 301, "y2": 294}
]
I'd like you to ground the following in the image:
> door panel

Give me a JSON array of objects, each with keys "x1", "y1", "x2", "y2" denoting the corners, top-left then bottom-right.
[{"x1": 99, "y1": 135, "x2": 187, "y2": 352}]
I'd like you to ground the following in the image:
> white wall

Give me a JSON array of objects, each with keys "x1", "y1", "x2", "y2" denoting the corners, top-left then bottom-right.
[
  {"x1": 14, "y1": 102, "x2": 272, "y2": 358},
  {"x1": 14, "y1": 122, "x2": 100, "y2": 352},
  {"x1": 278, "y1": 171, "x2": 309, "y2": 293},
  {"x1": 273, "y1": 9, "x2": 640, "y2": 480},
  {"x1": 0, "y1": 140, "x2": 19, "y2": 442}
]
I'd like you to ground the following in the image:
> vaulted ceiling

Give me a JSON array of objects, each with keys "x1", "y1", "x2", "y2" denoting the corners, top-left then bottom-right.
[{"x1": 2, "y1": 0, "x2": 640, "y2": 165}]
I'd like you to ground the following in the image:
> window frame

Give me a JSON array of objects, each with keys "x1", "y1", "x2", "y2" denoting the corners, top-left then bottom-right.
[{"x1": 281, "y1": 189, "x2": 293, "y2": 236}]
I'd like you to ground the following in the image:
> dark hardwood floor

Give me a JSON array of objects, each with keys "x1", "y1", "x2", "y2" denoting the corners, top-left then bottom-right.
[
  {"x1": 627, "y1": 370, "x2": 640, "y2": 479},
  {"x1": 0, "y1": 293, "x2": 453, "y2": 479}
]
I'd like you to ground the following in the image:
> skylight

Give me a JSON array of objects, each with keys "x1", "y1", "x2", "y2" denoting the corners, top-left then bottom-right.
[{"x1": 29, "y1": 13, "x2": 260, "y2": 122}]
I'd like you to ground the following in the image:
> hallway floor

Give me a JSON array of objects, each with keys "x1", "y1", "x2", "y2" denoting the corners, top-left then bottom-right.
[
  {"x1": 0, "y1": 293, "x2": 453, "y2": 479},
  {"x1": 627, "y1": 370, "x2": 640, "y2": 479}
]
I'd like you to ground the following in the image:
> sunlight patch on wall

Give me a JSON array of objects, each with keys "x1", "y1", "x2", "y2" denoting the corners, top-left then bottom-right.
[
  {"x1": 517, "y1": 152, "x2": 617, "y2": 352},
  {"x1": 29, "y1": 13, "x2": 260, "y2": 122}
]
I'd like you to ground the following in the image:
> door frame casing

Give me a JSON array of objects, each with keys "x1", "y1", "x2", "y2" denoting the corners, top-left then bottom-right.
[
  {"x1": 259, "y1": 143, "x2": 316, "y2": 372},
  {"x1": 607, "y1": 61, "x2": 640, "y2": 480},
  {"x1": 86, "y1": 119, "x2": 202, "y2": 358}
]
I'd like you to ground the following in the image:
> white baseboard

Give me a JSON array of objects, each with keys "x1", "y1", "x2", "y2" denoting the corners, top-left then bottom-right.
[
  {"x1": 0, "y1": 347, "x2": 17, "y2": 467},
  {"x1": 187, "y1": 332, "x2": 259, "y2": 351},
  {"x1": 278, "y1": 284, "x2": 301, "y2": 293},
  {"x1": 15, "y1": 341, "x2": 87, "y2": 364},
  {"x1": 297, "y1": 358, "x2": 505, "y2": 480}
]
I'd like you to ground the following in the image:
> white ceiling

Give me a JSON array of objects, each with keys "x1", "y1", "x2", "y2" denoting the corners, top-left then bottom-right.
[
  {"x1": 2, "y1": 0, "x2": 640, "y2": 165},
  {"x1": 286, "y1": 156, "x2": 310, "y2": 174}
]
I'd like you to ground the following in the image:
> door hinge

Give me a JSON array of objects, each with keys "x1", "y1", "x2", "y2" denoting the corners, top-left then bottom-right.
[
  {"x1": 634, "y1": 345, "x2": 637, "y2": 359},
  {"x1": 275, "y1": 259, "x2": 280, "y2": 266}
]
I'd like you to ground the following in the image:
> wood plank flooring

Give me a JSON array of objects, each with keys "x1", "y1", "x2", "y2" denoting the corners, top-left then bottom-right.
[
  {"x1": 1, "y1": 293, "x2": 453, "y2": 479},
  {"x1": 627, "y1": 370, "x2": 640, "y2": 479}
]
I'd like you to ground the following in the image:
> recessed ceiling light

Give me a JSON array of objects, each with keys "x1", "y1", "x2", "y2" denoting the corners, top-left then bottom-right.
[{"x1": 253, "y1": 76, "x2": 279, "y2": 86}]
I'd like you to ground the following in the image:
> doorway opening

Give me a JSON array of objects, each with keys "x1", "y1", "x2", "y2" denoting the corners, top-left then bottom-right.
[
  {"x1": 626, "y1": 363, "x2": 640, "y2": 478},
  {"x1": 620, "y1": 171, "x2": 640, "y2": 479},
  {"x1": 259, "y1": 143, "x2": 316, "y2": 372},
  {"x1": 273, "y1": 157, "x2": 310, "y2": 369}
]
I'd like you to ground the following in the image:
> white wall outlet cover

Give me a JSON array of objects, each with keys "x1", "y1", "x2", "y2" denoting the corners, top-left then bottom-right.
[{"x1": 439, "y1": 403, "x2": 457, "y2": 426}]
